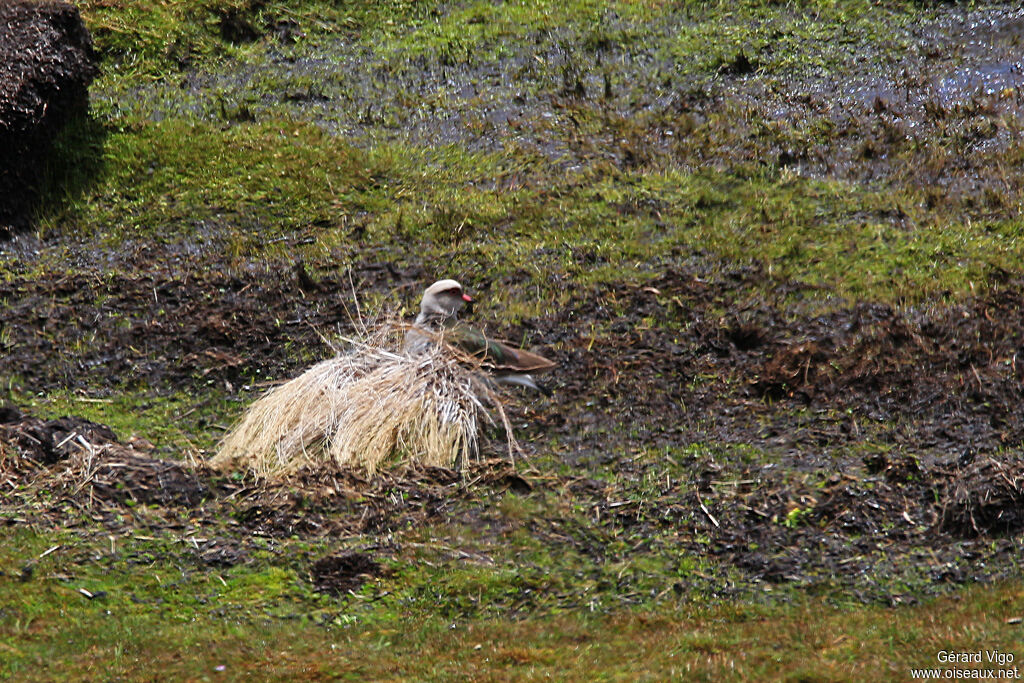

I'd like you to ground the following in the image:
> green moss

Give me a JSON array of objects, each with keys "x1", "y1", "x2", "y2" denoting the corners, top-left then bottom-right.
[
  {"x1": 43, "y1": 0, "x2": 1020, "y2": 308},
  {"x1": 42, "y1": 119, "x2": 362, "y2": 241},
  {"x1": 40, "y1": 113, "x2": 1017, "y2": 312},
  {"x1": 2, "y1": 525, "x2": 1023, "y2": 680},
  {"x1": 14, "y1": 389, "x2": 236, "y2": 453}
]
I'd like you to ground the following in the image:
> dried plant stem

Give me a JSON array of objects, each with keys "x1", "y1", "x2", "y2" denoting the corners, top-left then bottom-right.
[{"x1": 210, "y1": 319, "x2": 516, "y2": 480}]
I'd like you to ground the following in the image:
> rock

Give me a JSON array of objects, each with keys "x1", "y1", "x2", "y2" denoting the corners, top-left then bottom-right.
[{"x1": 0, "y1": 0, "x2": 99, "y2": 236}]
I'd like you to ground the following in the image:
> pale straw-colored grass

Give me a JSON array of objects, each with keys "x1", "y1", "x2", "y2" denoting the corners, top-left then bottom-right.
[{"x1": 210, "y1": 320, "x2": 514, "y2": 480}]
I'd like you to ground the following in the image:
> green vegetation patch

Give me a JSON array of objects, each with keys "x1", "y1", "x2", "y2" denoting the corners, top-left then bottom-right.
[{"x1": 2, "y1": 522, "x2": 1022, "y2": 681}]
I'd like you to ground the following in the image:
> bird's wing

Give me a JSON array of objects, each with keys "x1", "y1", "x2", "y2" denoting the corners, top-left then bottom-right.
[{"x1": 444, "y1": 323, "x2": 556, "y2": 374}]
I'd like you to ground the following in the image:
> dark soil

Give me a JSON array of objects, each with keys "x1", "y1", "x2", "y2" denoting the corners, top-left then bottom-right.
[
  {"x1": 311, "y1": 552, "x2": 386, "y2": 596},
  {"x1": 0, "y1": 0, "x2": 98, "y2": 234},
  {"x1": 0, "y1": 408, "x2": 206, "y2": 508},
  {"x1": 7, "y1": 256, "x2": 1021, "y2": 466},
  {"x1": 0, "y1": 261, "x2": 424, "y2": 392},
  {"x1": 2, "y1": 256, "x2": 1024, "y2": 605},
  {"x1": 2, "y1": 241, "x2": 1023, "y2": 605},
  {"x1": 536, "y1": 263, "x2": 1024, "y2": 471},
  {"x1": 0, "y1": 406, "x2": 117, "y2": 465}
]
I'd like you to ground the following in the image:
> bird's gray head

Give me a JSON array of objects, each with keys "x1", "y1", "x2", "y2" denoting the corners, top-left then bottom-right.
[{"x1": 419, "y1": 279, "x2": 473, "y2": 322}]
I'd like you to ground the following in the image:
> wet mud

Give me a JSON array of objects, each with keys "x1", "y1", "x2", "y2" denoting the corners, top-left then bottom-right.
[
  {"x1": 0, "y1": 0, "x2": 98, "y2": 234},
  {"x1": 2, "y1": 252, "x2": 1023, "y2": 601},
  {"x1": 118, "y1": 5, "x2": 1024, "y2": 220}
]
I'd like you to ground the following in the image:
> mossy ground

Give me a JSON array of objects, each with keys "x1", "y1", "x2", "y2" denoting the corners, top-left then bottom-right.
[{"x1": 3, "y1": 0, "x2": 1024, "y2": 680}]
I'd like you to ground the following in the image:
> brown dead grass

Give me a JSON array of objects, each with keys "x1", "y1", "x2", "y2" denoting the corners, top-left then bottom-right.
[{"x1": 210, "y1": 320, "x2": 514, "y2": 479}]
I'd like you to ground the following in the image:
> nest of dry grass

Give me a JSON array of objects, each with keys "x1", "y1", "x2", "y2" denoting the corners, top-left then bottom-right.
[{"x1": 210, "y1": 320, "x2": 514, "y2": 480}]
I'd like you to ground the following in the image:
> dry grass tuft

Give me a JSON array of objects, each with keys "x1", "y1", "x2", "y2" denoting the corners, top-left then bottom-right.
[{"x1": 209, "y1": 320, "x2": 514, "y2": 480}]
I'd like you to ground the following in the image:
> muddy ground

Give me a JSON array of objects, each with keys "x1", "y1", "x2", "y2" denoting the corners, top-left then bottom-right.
[
  {"x1": 2, "y1": 2, "x2": 1024, "y2": 609},
  {"x1": 0, "y1": 0, "x2": 97, "y2": 234},
  {"x1": 2, "y1": 255, "x2": 1023, "y2": 603}
]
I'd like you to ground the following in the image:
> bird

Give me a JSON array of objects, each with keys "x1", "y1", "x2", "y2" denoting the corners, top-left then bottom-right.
[{"x1": 404, "y1": 279, "x2": 556, "y2": 394}]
